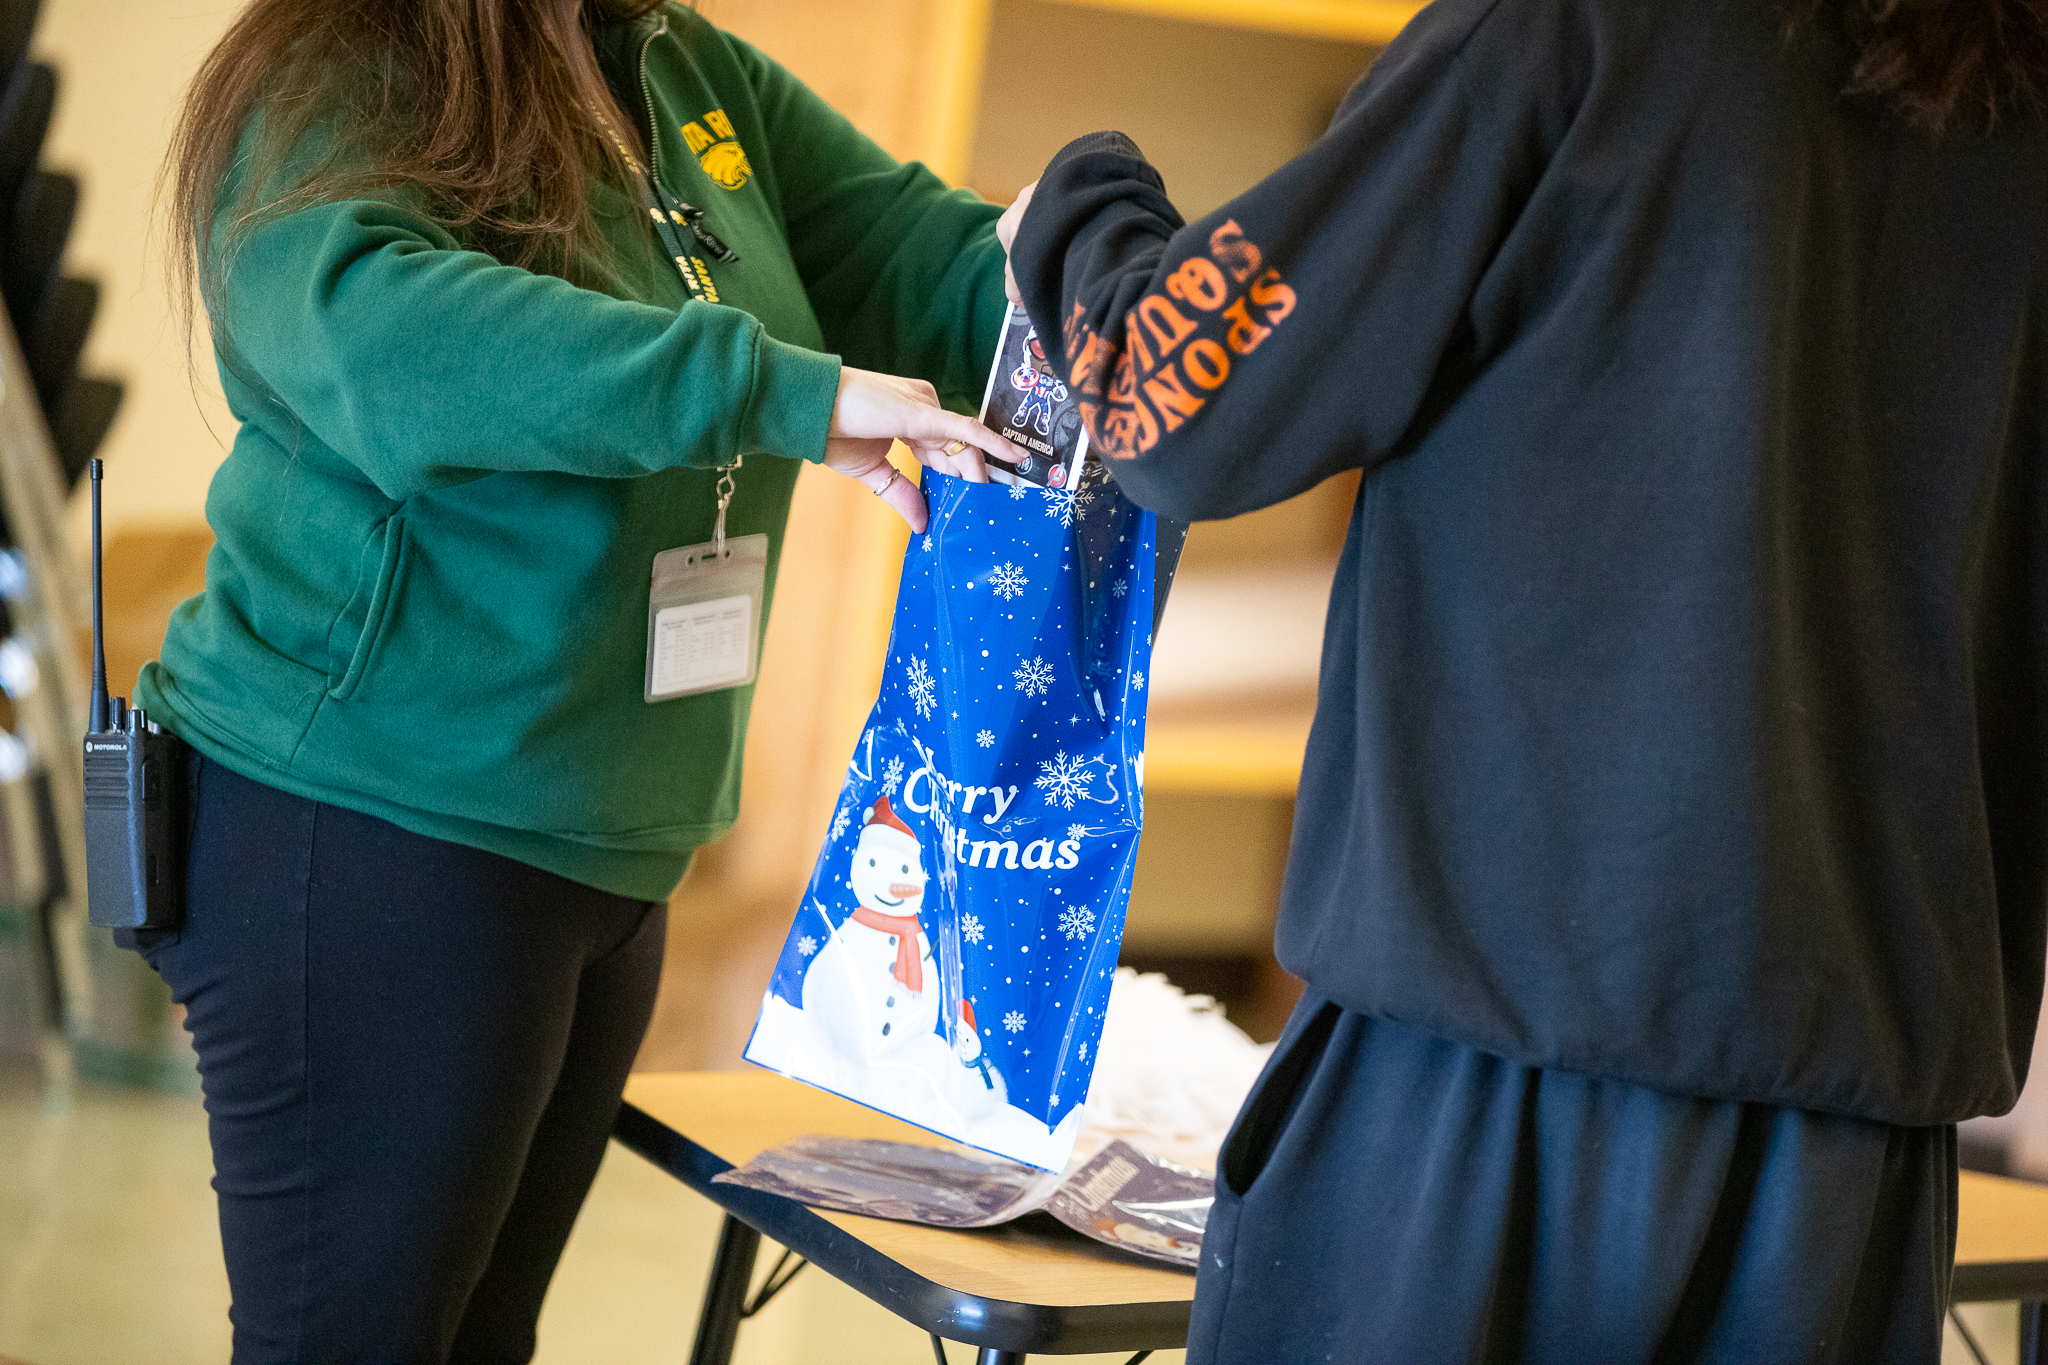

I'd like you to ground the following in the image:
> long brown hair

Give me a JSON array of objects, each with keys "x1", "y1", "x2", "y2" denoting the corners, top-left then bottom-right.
[
  {"x1": 163, "y1": 0, "x2": 666, "y2": 346},
  {"x1": 1790, "y1": 0, "x2": 2048, "y2": 135}
]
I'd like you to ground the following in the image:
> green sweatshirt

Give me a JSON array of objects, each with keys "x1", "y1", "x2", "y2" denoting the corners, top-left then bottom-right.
[{"x1": 134, "y1": 4, "x2": 1007, "y2": 900}]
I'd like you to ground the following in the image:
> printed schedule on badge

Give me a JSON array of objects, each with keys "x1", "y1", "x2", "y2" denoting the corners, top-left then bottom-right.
[{"x1": 652, "y1": 594, "x2": 752, "y2": 694}]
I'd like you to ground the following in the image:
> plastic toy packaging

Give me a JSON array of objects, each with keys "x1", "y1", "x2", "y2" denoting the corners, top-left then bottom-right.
[
  {"x1": 744, "y1": 308, "x2": 1185, "y2": 1171},
  {"x1": 713, "y1": 1135, "x2": 1065, "y2": 1229},
  {"x1": 714, "y1": 1135, "x2": 1212, "y2": 1269}
]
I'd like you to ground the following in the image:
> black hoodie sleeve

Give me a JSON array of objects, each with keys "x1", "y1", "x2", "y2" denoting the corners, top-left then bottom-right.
[{"x1": 1008, "y1": 0, "x2": 1582, "y2": 523}]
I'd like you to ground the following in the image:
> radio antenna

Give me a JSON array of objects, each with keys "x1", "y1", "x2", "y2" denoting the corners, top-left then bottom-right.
[{"x1": 88, "y1": 458, "x2": 108, "y2": 733}]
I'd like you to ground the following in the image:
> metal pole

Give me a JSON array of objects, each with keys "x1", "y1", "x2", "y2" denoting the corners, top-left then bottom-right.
[
  {"x1": 974, "y1": 1351, "x2": 1027, "y2": 1365},
  {"x1": 2024, "y1": 1301, "x2": 2046, "y2": 1365},
  {"x1": 688, "y1": 1213, "x2": 761, "y2": 1365}
]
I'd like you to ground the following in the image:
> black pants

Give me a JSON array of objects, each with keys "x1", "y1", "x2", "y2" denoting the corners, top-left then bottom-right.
[
  {"x1": 1193, "y1": 997, "x2": 1957, "y2": 1364},
  {"x1": 129, "y1": 756, "x2": 666, "y2": 1364}
]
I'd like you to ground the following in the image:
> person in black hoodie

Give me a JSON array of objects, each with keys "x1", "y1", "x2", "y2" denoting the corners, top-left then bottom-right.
[{"x1": 1000, "y1": 0, "x2": 2048, "y2": 1359}]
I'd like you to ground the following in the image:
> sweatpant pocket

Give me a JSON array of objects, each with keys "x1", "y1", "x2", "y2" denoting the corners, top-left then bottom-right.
[{"x1": 1219, "y1": 998, "x2": 1341, "y2": 1198}]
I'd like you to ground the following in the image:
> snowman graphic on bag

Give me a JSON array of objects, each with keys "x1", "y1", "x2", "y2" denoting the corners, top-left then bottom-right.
[{"x1": 799, "y1": 797, "x2": 1006, "y2": 1116}]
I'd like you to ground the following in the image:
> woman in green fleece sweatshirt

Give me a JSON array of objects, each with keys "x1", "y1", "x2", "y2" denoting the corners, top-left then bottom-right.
[{"x1": 138, "y1": 0, "x2": 1012, "y2": 1356}]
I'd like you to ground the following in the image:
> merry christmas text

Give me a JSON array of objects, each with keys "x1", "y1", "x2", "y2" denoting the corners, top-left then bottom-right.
[{"x1": 905, "y1": 738, "x2": 1083, "y2": 873}]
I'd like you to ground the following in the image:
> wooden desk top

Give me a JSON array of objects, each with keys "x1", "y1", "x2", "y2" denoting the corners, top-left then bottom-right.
[
  {"x1": 621, "y1": 1071, "x2": 1196, "y2": 1312},
  {"x1": 622, "y1": 1073, "x2": 2048, "y2": 1315},
  {"x1": 1956, "y1": 1169, "x2": 2048, "y2": 1302}
]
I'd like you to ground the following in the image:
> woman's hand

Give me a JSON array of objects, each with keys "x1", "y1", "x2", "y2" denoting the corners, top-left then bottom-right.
[
  {"x1": 826, "y1": 367, "x2": 1010, "y2": 532},
  {"x1": 996, "y1": 182, "x2": 1037, "y2": 305}
]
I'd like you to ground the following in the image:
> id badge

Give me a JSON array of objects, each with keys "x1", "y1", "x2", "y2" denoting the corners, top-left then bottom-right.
[{"x1": 645, "y1": 533, "x2": 768, "y2": 702}]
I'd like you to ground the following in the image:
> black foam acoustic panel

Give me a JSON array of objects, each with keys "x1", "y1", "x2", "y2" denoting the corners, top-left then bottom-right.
[{"x1": 51, "y1": 375, "x2": 120, "y2": 489}]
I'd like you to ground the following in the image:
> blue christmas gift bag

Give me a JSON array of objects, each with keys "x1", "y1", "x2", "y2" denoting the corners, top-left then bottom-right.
[{"x1": 745, "y1": 466, "x2": 1184, "y2": 1171}]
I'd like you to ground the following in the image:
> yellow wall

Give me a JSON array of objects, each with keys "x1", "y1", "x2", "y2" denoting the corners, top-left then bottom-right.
[{"x1": 36, "y1": 0, "x2": 240, "y2": 552}]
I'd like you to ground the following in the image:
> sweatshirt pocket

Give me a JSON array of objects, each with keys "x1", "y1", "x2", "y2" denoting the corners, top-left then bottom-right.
[
  {"x1": 328, "y1": 516, "x2": 408, "y2": 703},
  {"x1": 1219, "y1": 999, "x2": 1340, "y2": 1199}
]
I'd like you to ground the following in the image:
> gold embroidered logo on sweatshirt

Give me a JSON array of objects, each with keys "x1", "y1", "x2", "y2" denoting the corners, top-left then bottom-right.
[{"x1": 681, "y1": 110, "x2": 751, "y2": 190}]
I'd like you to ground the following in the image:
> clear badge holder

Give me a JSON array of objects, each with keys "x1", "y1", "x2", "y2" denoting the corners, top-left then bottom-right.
[{"x1": 645, "y1": 459, "x2": 767, "y2": 702}]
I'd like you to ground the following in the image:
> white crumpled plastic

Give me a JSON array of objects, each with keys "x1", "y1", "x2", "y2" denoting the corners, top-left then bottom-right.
[{"x1": 1074, "y1": 968, "x2": 1275, "y2": 1172}]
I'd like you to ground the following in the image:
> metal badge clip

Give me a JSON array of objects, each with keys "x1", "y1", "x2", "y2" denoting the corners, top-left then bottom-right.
[{"x1": 713, "y1": 453, "x2": 743, "y2": 558}]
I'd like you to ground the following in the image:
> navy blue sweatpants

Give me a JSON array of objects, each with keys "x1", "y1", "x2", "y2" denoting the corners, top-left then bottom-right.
[
  {"x1": 127, "y1": 756, "x2": 667, "y2": 1364},
  {"x1": 1193, "y1": 997, "x2": 1957, "y2": 1364}
]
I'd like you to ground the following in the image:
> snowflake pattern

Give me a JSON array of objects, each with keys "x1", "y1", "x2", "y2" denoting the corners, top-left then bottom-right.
[
  {"x1": 1013, "y1": 656, "x2": 1055, "y2": 698},
  {"x1": 905, "y1": 655, "x2": 938, "y2": 719},
  {"x1": 1042, "y1": 486, "x2": 1078, "y2": 528},
  {"x1": 786, "y1": 420, "x2": 1149, "y2": 1114},
  {"x1": 1036, "y1": 751, "x2": 1094, "y2": 809},
  {"x1": 1058, "y1": 904, "x2": 1098, "y2": 941}
]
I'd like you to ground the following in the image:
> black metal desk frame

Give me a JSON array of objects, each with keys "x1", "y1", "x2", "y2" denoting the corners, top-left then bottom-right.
[
  {"x1": 1950, "y1": 1260, "x2": 2048, "y2": 1365},
  {"x1": 613, "y1": 1101, "x2": 1190, "y2": 1365}
]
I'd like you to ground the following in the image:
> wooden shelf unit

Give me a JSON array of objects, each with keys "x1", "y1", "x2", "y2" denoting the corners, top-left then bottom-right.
[
  {"x1": 1039, "y1": 0, "x2": 1421, "y2": 44},
  {"x1": 1146, "y1": 716, "x2": 1312, "y2": 797}
]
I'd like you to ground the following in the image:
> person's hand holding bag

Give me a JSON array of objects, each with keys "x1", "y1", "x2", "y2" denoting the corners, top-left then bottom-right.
[{"x1": 827, "y1": 368, "x2": 1007, "y2": 532}]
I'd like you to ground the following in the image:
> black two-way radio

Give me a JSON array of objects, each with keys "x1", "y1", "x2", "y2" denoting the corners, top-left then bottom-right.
[{"x1": 82, "y1": 458, "x2": 186, "y2": 930}]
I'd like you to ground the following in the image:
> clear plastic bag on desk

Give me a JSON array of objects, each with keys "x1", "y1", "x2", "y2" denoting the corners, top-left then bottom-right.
[
  {"x1": 1043, "y1": 1139, "x2": 1211, "y2": 1268},
  {"x1": 711, "y1": 1135, "x2": 1061, "y2": 1228},
  {"x1": 714, "y1": 1134, "x2": 1211, "y2": 1268}
]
